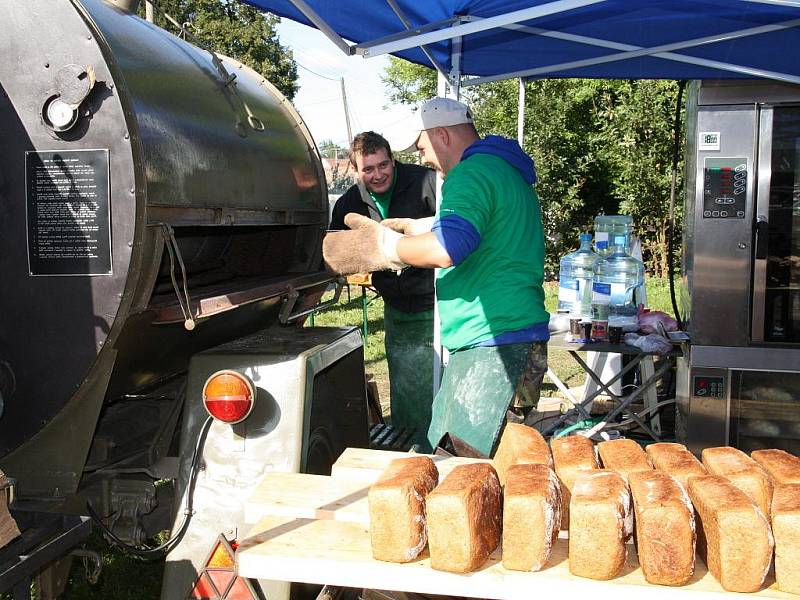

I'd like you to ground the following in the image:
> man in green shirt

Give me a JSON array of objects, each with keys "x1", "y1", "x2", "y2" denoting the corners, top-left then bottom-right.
[{"x1": 324, "y1": 99, "x2": 548, "y2": 455}]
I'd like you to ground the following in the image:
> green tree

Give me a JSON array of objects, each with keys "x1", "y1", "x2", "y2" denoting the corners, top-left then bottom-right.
[
  {"x1": 141, "y1": 0, "x2": 298, "y2": 99},
  {"x1": 382, "y1": 57, "x2": 437, "y2": 106},
  {"x1": 597, "y1": 80, "x2": 684, "y2": 277},
  {"x1": 318, "y1": 139, "x2": 349, "y2": 159}
]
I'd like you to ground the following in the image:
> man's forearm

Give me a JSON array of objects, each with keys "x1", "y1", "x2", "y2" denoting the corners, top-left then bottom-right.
[{"x1": 396, "y1": 233, "x2": 453, "y2": 269}]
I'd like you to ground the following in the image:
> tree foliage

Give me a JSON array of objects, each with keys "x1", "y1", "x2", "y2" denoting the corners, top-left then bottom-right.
[
  {"x1": 140, "y1": 0, "x2": 298, "y2": 99},
  {"x1": 381, "y1": 57, "x2": 685, "y2": 277}
]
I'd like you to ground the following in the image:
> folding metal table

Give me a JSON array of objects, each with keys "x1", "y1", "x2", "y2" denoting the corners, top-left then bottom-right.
[{"x1": 543, "y1": 335, "x2": 683, "y2": 441}]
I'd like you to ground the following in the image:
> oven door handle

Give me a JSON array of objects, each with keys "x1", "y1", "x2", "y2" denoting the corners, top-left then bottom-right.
[{"x1": 754, "y1": 215, "x2": 769, "y2": 260}]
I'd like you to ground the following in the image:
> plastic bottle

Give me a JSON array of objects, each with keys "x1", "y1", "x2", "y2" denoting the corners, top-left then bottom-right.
[
  {"x1": 594, "y1": 215, "x2": 633, "y2": 257},
  {"x1": 558, "y1": 234, "x2": 600, "y2": 318},
  {"x1": 592, "y1": 235, "x2": 644, "y2": 330}
]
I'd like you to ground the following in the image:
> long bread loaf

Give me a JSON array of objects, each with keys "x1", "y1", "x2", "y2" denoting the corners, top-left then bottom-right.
[
  {"x1": 628, "y1": 470, "x2": 696, "y2": 586},
  {"x1": 367, "y1": 456, "x2": 438, "y2": 562},
  {"x1": 687, "y1": 474, "x2": 773, "y2": 593},
  {"x1": 502, "y1": 463, "x2": 562, "y2": 572},
  {"x1": 426, "y1": 463, "x2": 502, "y2": 573}
]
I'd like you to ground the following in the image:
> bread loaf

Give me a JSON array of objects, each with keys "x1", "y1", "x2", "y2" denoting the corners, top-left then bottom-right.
[
  {"x1": 772, "y1": 483, "x2": 800, "y2": 595},
  {"x1": 646, "y1": 442, "x2": 706, "y2": 490},
  {"x1": 568, "y1": 470, "x2": 632, "y2": 580},
  {"x1": 502, "y1": 464, "x2": 562, "y2": 572},
  {"x1": 367, "y1": 456, "x2": 438, "y2": 562},
  {"x1": 493, "y1": 423, "x2": 552, "y2": 486},
  {"x1": 687, "y1": 474, "x2": 774, "y2": 593},
  {"x1": 551, "y1": 435, "x2": 598, "y2": 529},
  {"x1": 751, "y1": 448, "x2": 800, "y2": 486},
  {"x1": 426, "y1": 462, "x2": 502, "y2": 573},
  {"x1": 628, "y1": 470, "x2": 695, "y2": 586},
  {"x1": 702, "y1": 446, "x2": 772, "y2": 517},
  {"x1": 597, "y1": 438, "x2": 652, "y2": 482}
]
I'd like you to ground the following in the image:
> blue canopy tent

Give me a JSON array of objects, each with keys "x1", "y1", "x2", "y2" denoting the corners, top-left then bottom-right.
[{"x1": 239, "y1": 0, "x2": 800, "y2": 87}]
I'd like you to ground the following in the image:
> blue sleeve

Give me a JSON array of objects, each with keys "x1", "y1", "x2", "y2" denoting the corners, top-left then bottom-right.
[{"x1": 431, "y1": 214, "x2": 481, "y2": 266}]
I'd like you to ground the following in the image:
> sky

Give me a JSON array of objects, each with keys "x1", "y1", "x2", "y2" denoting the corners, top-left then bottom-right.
[{"x1": 275, "y1": 18, "x2": 418, "y2": 153}]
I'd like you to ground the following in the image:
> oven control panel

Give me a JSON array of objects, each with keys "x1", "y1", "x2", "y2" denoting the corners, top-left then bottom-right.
[
  {"x1": 692, "y1": 375, "x2": 725, "y2": 399},
  {"x1": 702, "y1": 157, "x2": 747, "y2": 219}
]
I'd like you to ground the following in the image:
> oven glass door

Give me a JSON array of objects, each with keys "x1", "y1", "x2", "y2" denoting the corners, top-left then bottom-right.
[
  {"x1": 756, "y1": 106, "x2": 800, "y2": 342},
  {"x1": 730, "y1": 370, "x2": 800, "y2": 455}
]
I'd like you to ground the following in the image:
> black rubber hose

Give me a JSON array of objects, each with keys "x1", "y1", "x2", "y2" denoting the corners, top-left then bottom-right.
[
  {"x1": 668, "y1": 80, "x2": 687, "y2": 330},
  {"x1": 88, "y1": 416, "x2": 214, "y2": 558}
]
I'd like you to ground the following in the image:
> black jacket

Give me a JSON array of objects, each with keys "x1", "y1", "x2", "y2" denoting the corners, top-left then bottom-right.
[{"x1": 330, "y1": 162, "x2": 437, "y2": 313}]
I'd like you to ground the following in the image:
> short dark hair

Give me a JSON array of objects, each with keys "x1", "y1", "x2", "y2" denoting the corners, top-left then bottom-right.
[{"x1": 349, "y1": 131, "x2": 392, "y2": 168}]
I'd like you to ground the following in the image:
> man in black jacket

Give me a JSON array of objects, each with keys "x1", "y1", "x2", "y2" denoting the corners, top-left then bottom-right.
[{"x1": 330, "y1": 131, "x2": 436, "y2": 446}]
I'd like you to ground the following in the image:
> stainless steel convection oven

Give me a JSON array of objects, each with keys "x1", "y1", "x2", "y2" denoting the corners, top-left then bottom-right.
[{"x1": 678, "y1": 80, "x2": 800, "y2": 456}]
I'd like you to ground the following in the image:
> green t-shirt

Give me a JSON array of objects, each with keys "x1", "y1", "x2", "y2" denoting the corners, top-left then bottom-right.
[
  {"x1": 368, "y1": 169, "x2": 397, "y2": 219},
  {"x1": 436, "y1": 153, "x2": 548, "y2": 351}
]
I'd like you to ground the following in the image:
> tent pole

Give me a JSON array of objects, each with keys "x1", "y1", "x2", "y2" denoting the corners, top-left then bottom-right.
[
  {"x1": 385, "y1": 0, "x2": 451, "y2": 83},
  {"x1": 286, "y1": 0, "x2": 354, "y2": 55},
  {"x1": 517, "y1": 78, "x2": 525, "y2": 146},
  {"x1": 358, "y1": 0, "x2": 605, "y2": 57}
]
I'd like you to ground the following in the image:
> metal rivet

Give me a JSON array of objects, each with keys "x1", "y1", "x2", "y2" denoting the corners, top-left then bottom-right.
[
  {"x1": 738, "y1": 242, "x2": 747, "y2": 249},
  {"x1": 128, "y1": 241, "x2": 133, "y2": 248},
  {"x1": 130, "y1": 188, "x2": 135, "y2": 194},
  {"x1": 44, "y1": 63, "x2": 50, "y2": 68},
  {"x1": 109, "y1": 83, "x2": 114, "y2": 89},
  {"x1": 84, "y1": 110, "x2": 90, "y2": 117},
  {"x1": 87, "y1": 35, "x2": 92, "y2": 40},
  {"x1": 124, "y1": 133, "x2": 129, "y2": 140}
]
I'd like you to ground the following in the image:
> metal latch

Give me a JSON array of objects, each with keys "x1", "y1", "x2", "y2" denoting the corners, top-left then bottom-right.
[{"x1": 279, "y1": 278, "x2": 343, "y2": 324}]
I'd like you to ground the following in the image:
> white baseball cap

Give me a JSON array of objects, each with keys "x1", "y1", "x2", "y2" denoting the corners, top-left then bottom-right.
[{"x1": 398, "y1": 97, "x2": 474, "y2": 152}]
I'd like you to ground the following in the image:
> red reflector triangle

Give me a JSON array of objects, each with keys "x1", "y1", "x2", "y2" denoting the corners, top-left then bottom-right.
[
  {"x1": 207, "y1": 541, "x2": 235, "y2": 569},
  {"x1": 207, "y1": 569, "x2": 235, "y2": 597},
  {"x1": 189, "y1": 572, "x2": 219, "y2": 599},
  {"x1": 224, "y1": 577, "x2": 258, "y2": 600}
]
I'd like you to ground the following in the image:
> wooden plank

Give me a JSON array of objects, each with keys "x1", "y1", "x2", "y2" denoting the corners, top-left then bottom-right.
[
  {"x1": 331, "y1": 448, "x2": 491, "y2": 484},
  {"x1": 245, "y1": 472, "x2": 370, "y2": 525},
  {"x1": 237, "y1": 516, "x2": 792, "y2": 600}
]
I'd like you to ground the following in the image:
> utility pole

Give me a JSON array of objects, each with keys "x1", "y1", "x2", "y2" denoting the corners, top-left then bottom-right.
[
  {"x1": 340, "y1": 77, "x2": 353, "y2": 145},
  {"x1": 145, "y1": 1, "x2": 154, "y2": 22}
]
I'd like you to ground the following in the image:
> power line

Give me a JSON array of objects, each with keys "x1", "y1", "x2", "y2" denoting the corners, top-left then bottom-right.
[{"x1": 296, "y1": 60, "x2": 339, "y2": 81}]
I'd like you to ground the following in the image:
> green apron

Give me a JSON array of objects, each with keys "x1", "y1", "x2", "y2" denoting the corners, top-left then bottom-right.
[
  {"x1": 426, "y1": 341, "x2": 548, "y2": 456},
  {"x1": 384, "y1": 304, "x2": 434, "y2": 446}
]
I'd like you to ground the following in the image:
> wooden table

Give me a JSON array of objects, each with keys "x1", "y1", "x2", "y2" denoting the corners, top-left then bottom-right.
[{"x1": 236, "y1": 449, "x2": 792, "y2": 600}]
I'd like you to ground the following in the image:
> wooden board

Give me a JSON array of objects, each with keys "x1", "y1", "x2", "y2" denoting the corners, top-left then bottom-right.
[
  {"x1": 239, "y1": 448, "x2": 793, "y2": 599},
  {"x1": 245, "y1": 472, "x2": 371, "y2": 525},
  {"x1": 236, "y1": 516, "x2": 792, "y2": 600},
  {"x1": 331, "y1": 448, "x2": 490, "y2": 483}
]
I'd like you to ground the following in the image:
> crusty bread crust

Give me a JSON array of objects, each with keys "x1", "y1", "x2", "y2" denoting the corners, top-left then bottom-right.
[
  {"x1": 551, "y1": 435, "x2": 598, "y2": 529},
  {"x1": 702, "y1": 446, "x2": 773, "y2": 517},
  {"x1": 752, "y1": 449, "x2": 800, "y2": 486},
  {"x1": 687, "y1": 474, "x2": 774, "y2": 593},
  {"x1": 426, "y1": 463, "x2": 502, "y2": 573},
  {"x1": 646, "y1": 442, "x2": 706, "y2": 490},
  {"x1": 629, "y1": 470, "x2": 696, "y2": 586},
  {"x1": 493, "y1": 423, "x2": 553, "y2": 486},
  {"x1": 502, "y1": 463, "x2": 562, "y2": 572},
  {"x1": 772, "y1": 482, "x2": 800, "y2": 595},
  {"x1": 598, "y1": 438, "x2": 652, "y2": 482},
  {"x1": 368, "y1": 456, "x2": 439, "y2": 563},
  {"x1": 569, "y1": 470, "x2": 632, "y2": 580}
]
